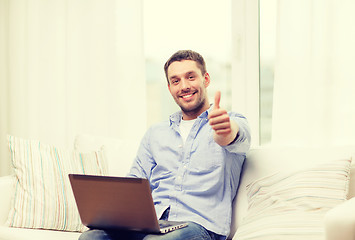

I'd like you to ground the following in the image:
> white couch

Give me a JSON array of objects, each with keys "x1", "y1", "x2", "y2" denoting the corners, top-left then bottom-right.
[{"x1": 0, "y1": 135, "x2": 354, "y2": 240}]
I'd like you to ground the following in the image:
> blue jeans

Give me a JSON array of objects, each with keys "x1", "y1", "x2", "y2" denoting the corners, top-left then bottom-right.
[{"x1": 78, "y1": 222, "x2": 223, "y2": 240}]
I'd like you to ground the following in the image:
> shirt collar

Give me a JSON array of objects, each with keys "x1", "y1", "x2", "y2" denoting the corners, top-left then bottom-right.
[{"x1": 169, "y1": 104, "x2": 213, "y2": 126}]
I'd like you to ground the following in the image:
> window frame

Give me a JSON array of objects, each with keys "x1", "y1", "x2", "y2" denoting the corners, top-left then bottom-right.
[{"x1": 231, "y1": 0, "x2": 260, "y2": 146}]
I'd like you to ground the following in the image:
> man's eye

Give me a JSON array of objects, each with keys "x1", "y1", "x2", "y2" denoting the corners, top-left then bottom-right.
[
  {"x1": 171, "y1": 79, "x2": 179, "y2": 84},
  {"x1": 188, "y1": 75, "x2": 195, "y2": 80}
]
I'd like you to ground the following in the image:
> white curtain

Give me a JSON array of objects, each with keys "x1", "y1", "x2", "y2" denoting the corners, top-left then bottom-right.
[
  {"x1": 0, "y1": 0, "x2": 146, "y2": 176},
  {"x1": 272, "y1": 0, "x2": 355, "y2": 146}
]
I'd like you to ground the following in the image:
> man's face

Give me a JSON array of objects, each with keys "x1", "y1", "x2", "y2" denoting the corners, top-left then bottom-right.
[{"x1": 167, "y1": 60, "x2": 210, "y2": 119}]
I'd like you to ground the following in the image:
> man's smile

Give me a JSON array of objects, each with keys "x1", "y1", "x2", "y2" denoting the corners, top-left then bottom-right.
[{"x1": 180, "y1": 91, "x2": 197, "y2": 101}]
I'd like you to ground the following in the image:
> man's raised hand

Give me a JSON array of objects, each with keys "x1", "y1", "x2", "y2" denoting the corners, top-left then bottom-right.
[{"x1": 208, "y1": 91, "x2": 239, "y2": 146}]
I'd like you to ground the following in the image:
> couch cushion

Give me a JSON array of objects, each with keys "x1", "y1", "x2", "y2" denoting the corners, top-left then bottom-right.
[
  {"x1": 6, "y1": 135, "x2": 108, "y2": 232},
  {"x1": 233, "y1": 145, "x2": 355, "y2": 228},
  {"x1": 0, "y1": 226, "x2": 80, "y2": 240},
  {"x1": 74, "y1": 134, "x2": 138, "y2": 176},
  {"x1": 0, "y1": 175, "x2": 15, "y2": 225},
  {"x1": 233, "y1": 157, "x2": 352, "y2": 240}
]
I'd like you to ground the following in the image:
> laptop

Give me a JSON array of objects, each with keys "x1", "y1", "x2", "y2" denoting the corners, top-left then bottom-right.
[{"x1": 69, "y1": 174, "x2": 188, "y2": 234}]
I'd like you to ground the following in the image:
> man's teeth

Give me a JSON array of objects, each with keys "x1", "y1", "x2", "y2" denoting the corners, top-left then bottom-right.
[{"x1": 182, "y1": 94, "x2": 193, "y2": 98}]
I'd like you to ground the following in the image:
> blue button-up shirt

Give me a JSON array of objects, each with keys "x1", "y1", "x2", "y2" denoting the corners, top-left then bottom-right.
[{"x1": 128, "y1": 106, "x2": 251, "y2": 237}]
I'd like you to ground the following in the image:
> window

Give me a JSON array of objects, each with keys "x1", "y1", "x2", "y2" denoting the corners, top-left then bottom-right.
[
  {"x1": 259, "y1": 0, "x2": 276, "y2": 144},
  {"x1": 144, "y1": 0, "x2": 276, "y2": 146},
  {"x1": 143, "y1": 0, "x2": 232, "y2": 126}
]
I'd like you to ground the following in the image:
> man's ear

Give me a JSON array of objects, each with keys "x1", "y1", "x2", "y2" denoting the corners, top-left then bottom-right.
[{"x1": 204, "y1": 73, "x2": 211, "y2": 87}]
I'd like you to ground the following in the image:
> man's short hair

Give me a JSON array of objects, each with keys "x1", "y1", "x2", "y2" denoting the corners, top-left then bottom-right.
[{"x1": 164, "y1": 50, "x2": 207, "y2": 84}]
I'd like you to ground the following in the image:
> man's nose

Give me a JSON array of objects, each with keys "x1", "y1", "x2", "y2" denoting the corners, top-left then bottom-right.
[{"x1": 180, "y1": 78, "x2": 190, "y2": 90}]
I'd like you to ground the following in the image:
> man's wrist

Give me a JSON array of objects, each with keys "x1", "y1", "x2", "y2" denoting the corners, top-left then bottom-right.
[{"x1": 228, "y1": 131, "x2": 239, "y2": 145}]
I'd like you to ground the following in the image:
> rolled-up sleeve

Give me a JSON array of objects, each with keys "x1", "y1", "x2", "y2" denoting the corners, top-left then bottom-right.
[{"x1": 224, "y1": 113, "x2": 251, "y2": 154}]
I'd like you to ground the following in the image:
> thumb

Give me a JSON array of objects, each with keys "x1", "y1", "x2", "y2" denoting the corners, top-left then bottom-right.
[{"x1": 214, "y1": 91, "x2": 221, "y2": 109}]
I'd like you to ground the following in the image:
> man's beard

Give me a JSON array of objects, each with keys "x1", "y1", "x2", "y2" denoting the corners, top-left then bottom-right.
[{"x1": 177, "y1": 94, "x2": 207, "y2": 116}]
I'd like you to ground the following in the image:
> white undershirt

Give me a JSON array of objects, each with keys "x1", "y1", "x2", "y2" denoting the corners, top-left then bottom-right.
[{"x1": 179, "y1": 118, "x2": 196, "y2": 144}]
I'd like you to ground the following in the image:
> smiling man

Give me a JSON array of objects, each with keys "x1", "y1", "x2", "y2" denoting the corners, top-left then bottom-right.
[
  {"x1": 165, "y1": 51, "x2": 241, "y2": 147},
  {"x1": 79, "y1": 50, "x2": 251, "y2": 240},
  {"x1": 166, "y1": 59, "x2": 210, "y2": 120}
]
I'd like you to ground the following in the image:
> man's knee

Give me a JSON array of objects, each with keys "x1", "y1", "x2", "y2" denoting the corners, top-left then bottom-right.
[
  {"x1": 79, "y1": 229, "x2": 109, "y2": 240},
  {"x1": 143, "y1": 222, "x2": 211, "y2": 240}
]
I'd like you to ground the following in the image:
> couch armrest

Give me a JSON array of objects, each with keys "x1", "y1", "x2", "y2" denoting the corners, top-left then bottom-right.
[
  {"x1": 324, "y1": 197, "x2": 355, "y2": 240},
  {"x1": 0, "y1": 175, "x2": 15, "y2": 225}
]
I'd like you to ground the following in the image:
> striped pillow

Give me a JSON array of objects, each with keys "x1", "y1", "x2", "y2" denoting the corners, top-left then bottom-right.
[
  {"x1": 234, "y1": 158, "x2": 352, "y2": 240},
  {"x1": 6, "y1": 135, "x2": 108, "y2": 232}
]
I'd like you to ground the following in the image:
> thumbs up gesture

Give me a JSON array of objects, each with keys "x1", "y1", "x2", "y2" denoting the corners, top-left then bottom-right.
[{"x1": 208, "y1": 91, "x2": 239, "y2": 146}]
